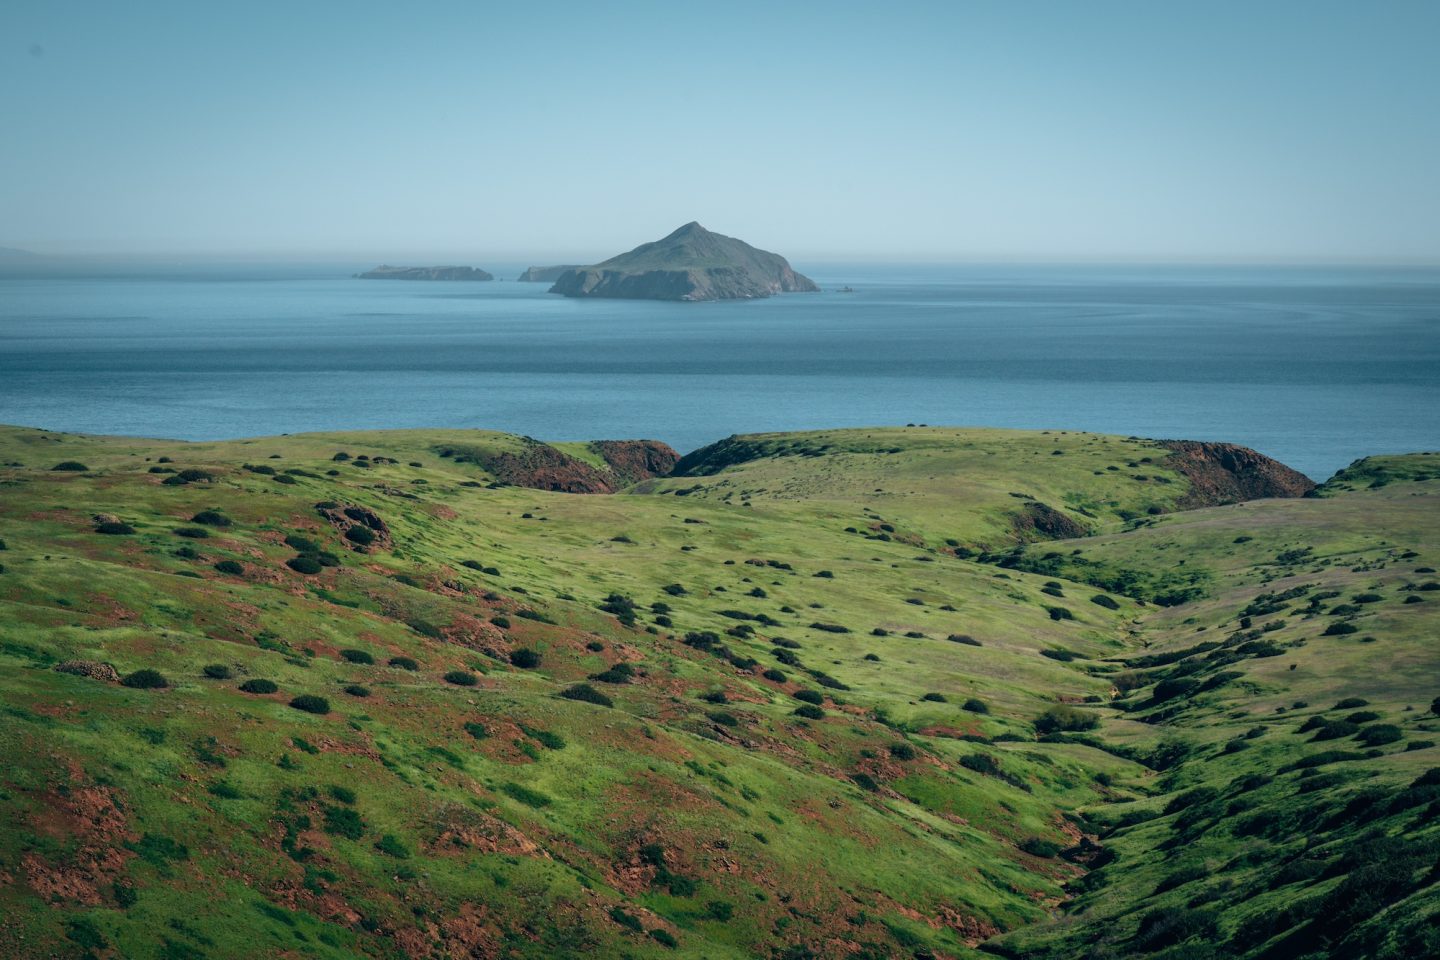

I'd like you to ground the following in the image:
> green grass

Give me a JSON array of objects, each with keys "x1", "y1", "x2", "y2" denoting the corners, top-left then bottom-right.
[{"x1": 0, "y1": 423, "x2": 1435, "y2": 959}]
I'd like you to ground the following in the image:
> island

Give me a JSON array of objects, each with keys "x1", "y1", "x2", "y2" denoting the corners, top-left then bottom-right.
[
  {"x1": 548, "y1": 221, "x2": 818, "y2": 301},
  {"x1": 356, "y1": 265, "x2": 493, "y2": 281},
  {"x1": 517, "y1": 265, "x2": 582, "y2": 282}
]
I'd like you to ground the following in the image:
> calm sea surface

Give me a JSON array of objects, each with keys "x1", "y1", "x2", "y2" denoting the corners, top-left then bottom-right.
[{"x1": 2, "y1": 262, "x2": 1437, "y2": 480}]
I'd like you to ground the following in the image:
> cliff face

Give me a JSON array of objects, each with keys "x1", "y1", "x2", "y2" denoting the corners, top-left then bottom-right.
[
  {"x1": 517, "y1": 265, "x2": 581, "y2": 282},
  {"x1": 1160, "y1": 440, "x2": 1316, "y2": 506},
  {"x1": 448, "y1": 438, "x2": 679, "y2": 493},
  {"x1": 548, "y1": 222, "x2": 818, "y2": 302},
  {"x1": 357, "y1": 265, "x2": 494, "y2": 281},
  {"x1": 591, "y1": 440, "x2": 680, "y2": 485}
]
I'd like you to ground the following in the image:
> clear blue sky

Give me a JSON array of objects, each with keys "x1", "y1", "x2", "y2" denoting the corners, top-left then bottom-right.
[{"x1": 2, "y1": 0, "x2": 1437, "y2": 262}]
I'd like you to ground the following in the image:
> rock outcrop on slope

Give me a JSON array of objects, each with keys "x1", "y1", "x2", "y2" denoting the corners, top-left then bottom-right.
[
  {"x1": 591, "y1": 440, "x2": 681, "y2": 485},
  {"x1": 357, "y1": 265, "x2": 494, "y2": 281},
  {"x1": 1160, "y1": 440, "x2": 1316, "y2": 506},
  {"x1": 548, "y1": 222, "x2": 818, "y2": 301},
  {"x1": 517, "y1": 265, "x2": 581, "y2": 282}
]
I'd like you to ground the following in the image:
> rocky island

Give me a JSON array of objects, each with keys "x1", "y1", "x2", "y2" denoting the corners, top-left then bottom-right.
[
  {"x1": 517, "y1": 265, "x2": 581, "y2": 282},
  {"x1": 356, "y1": 265, "x2": 493, "y2": 281},
  {"x1": 548, "y1": 221, "x2": 818, "y2": 301}
]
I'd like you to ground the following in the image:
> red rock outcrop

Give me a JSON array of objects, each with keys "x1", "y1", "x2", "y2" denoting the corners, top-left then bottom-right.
[{"x1": 1160, "y1": 440, "x2": 1315, "y2": 506}]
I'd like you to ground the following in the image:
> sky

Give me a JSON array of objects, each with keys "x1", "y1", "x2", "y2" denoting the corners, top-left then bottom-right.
[{"x1": 2, "y1": 0, "x2": 1438, "y2": 263}]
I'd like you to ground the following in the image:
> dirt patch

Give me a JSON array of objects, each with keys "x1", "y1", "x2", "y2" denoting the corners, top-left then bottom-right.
[
  {"x1": 1011, "y1": 501, "x2": 1089, "y2": 541},
  {"x1": 1160, "y1": 440, "x2": 1315, "y2": 506},
  {"x1": 20, "y1": 776, "x2": 135, "y2": 906},
  {"x1": 473, "y1": 441, "x2": 618, "y2": 494}
]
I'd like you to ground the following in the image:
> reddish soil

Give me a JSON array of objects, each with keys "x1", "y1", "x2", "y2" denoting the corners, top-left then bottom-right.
[
  {"x1": 591, "y1": 440, "x2": 681, "y2": 485},
  {"x1": 1011, "y1": 501, "x2": 1089, "y2": 541},
  {"x1": 1160, "y1": 440, "x2": 1315, "y2": 506}
]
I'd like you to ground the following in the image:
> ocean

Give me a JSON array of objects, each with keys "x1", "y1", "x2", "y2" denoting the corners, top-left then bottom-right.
[{"x1": 2, "y1": 262, "x2": 1437, "y2": 480}]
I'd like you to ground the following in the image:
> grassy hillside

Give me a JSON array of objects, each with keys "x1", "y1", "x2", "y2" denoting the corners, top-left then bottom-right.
[{"x1": 0, "y1": 426, "x2": 1434, "y2": 959}]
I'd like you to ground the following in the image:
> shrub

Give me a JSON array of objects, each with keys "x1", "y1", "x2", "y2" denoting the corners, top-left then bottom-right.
[
  {"x1": 388, "y1": 656, "x2": 418, "y2": 670},
  {"x1": 793, "y1": 689, "x2": 823, "y2": 704},
  {"x1": 649, "y1": 929, "x2": 677, "y2": 948},
  {"x1": 1335, "y1": 697, "x2": 1369, "y2": 709},
  {"x1": 793, "y1": 704, "x2": 825, "y2": 720},
  {"x1": 96, "y1": 521, "x2": 136, "y2": 535},
  {"x1": 761, "y1": 668, "x2": 787, "y2": 682},
  {"x1": 287, "y1": 556, "x2": 322, "y2": 575},
  {"x1": 202, "y1": 664, "x2": 232, "y2": 679},
  {"x1": 809, "y1": 622, "x2": 851, "y2": 633},
  {"x1": 889, "y1": 742, "x2": 917, "y2": 760},
  {"x1": 1134, "y1": 907, "x2": 1217, "y2": 951},
  {"x1": 214, "y1": 560, "x2": 245, "y2": 576},
  {"x1": 322, "y1": 805, "x2": 364, "y2": 839},
  {"x1": 609, "y1": 907, "x2": 643, "y2": 932},
  {"x1": 948, "y1": 634, "x2": 982, "y2": 646},
  {"x1": 1357, "y1": 724, "x2": 1403, "y2": 746},
  {"x1": 444, "y1": 670, "x2": 478, "y2": 686},
  {"x1": 962, "y1": 698, "x2": 989, "y2": 714},
  {"x1": 559, "y1": 683, "x2": 613, "y2": 707},
  {"x1": 509, "y1": 648, "x2": 541, "y2": 669},
  {"x1": 239, "y1": 678, "x2": 278, "y2": 694},
  {"x1": 52, "y1": 461, "x2": 89, "y2": 471},
  {"x1": 375, "y1": 834, "x2": 410, "y2": 858},
  {"x1": 960, "y1": 753, "x2": 1000, "y2": 776},
  {"x1": 662, "y1": 583, "x2": 687, "y2": 595},
  {"x1": 174, "y1": 527, "x2": 209, "y2": 539},
  {"x1": 339, "y1": 649, "x2": 374, "y2": 665},
  {"x1": 289, "y1": 694, "x2": 330, "y2": 714},
  {"x1": 344, "y1": 685, "x2": 369, "y2": 697},
  {"x1": 121, "y1": 669, "x2": 168, "y2": 689},
  {"x1": 814, "y1": 570, "x2": 835, "y2": 579},
  {"x1": 1035, "y1": 704, "x2": 1099, "y2": 734},
  {"x1": 499, "y1": 782, "x2": 552, "y2": 808},
  {"x1": 190, "y1": 510, "x2": 232, "y2": 527},
  {"x1": 1311, "y1": 720, "x2": 1359, "y2": 741},
  {"x1": 921, "y1": 692, "x2": 948, "y2": 703},
  {"x1": 1091, "y1": 594, "x2": 1120, "y2": 610},
  {"x1": 1020, "y1": 837, "x2": 1062, "y2": 858},
  {"x1": 1047, "y1": 606, "x2": 1074, "y2": 621},
  {"x1": 464, "y1": 721, "x2": 488, "y2": 740},
  {"x1": 1324, "y1": 622, "x2": 1358, "y2": 636},
  {"x1": 344, "y1": 526, "x2": 375, "y2": 545}
]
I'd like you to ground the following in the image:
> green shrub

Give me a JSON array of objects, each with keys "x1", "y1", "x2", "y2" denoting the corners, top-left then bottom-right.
[
  {"x1": 1357, "y1": 724, "x2": 1403, "y2": 746},
  {"x1": 239, "y1": 679, "x2": 278, "y2": 694},
  {"x1": 962, "y1": 698, "x2": 989, "y2": 714},
  {"x1": 322, "y1": 805, "x2": 364, "y2": 839},
  {"x1": 339, "y1": 649, "x2": 373, "y2": 665},
  {"x1": 329, "y1": 785, "x2": 356, "y2": 804},
  {"x1": 202, "y1": 664, "x2": 232, "y2": 679},
  {"x1": 793, "y1": 689, "x2": 823, "y2": 705},
  {"x1": 1134, "y1": 907, "x2": 1218, "y2": 951},
  {"x1": 52, "y1": 461, "x2": 89, "y2": 471},
  {"x1": 444, "y1": 670, "x2": 478, "y2": 686},
  {"x1": 509, "y1": 648, "x2": 541, "y2": 669},
  {"x1": 889, "y1": 742, "x2": 917, "y2": 760},
  {"x1": 287, "y1": 556, "x2": 322, "y2": 575},
  {"x1": 96, "y1": 521, "x2": 136, "y2": 535},
  {"x1": 190, "y1": 510, "x2": 232, "y2": 527},
  {"x1": 1323, "y1": 622, "x2": 1358, "y2": 636},
  {"x1": 214, "y1": 560, "x2": 245, "y2": 575},
  {"x1": 1035, "y1": 704, "x2": 1099, "y2": 734},
  {"x1": 948, "y1": 634, "x2": 982, "y2": 646},
  {"x1": 174, "y1": 527, "x2": 209, "y2": 539},
  {"x1": 500, "y1": 781, "x2": 551, "y2": 808},
  {"x1": 1091, "y1": 594, "x2": 1120, "y2": 610},
  {"x1": 343, "y1": 684, "x2": 369, "y2": 697},
  {"x1": 375, "y1": 834, "x2": 410, "y2": 858},
  {"x1": 793, "y1": 704, "x2": 825, "y2": 720},
  {"x1": 344, "y1": 526, "x2": 375, "y2": 545},
  {"x1": 609, "y1": 906, "x2": 643, "y2": 932},
  {"x1": 1334, "y1": 696, "x2": 1369, "y2": 709},
  {"x1": 1020, "y1": 837, "x2": 1062, "y2": 858},
  {"x1": 921, "y1": 692, "x2": 948, "y2": 703},
  {"x1": 464, "y1": 721, "x2": 489, "y2": 739},
  {"x1": 387, "y1": 656, "x2": 418, "y2": 670},
  {"x1": 289, "y1": 694, "x2": 330, "y2": 714},
  {"x1": 649, "y1": 929, "x2": 677, "y2": 948},
  {"x1": 1047, "y1": 606, "x2": 1074, "y2": 621},
  {"x1": 121, "y1": 669, "x2": 169, "y2": 689},
  {"x1": 559, "y1": 683, "x2": 613, "y2": 707}
]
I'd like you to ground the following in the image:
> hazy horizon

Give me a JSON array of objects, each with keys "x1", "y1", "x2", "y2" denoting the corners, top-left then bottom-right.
[{"x1": 4, "y1": 1, "x2": 1439, "y2": 263}]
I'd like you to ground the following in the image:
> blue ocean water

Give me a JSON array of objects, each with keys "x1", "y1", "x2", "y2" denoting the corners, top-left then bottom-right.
[{"x1": 2, "y1": 262, "x2": 1437, "y2": 480}]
